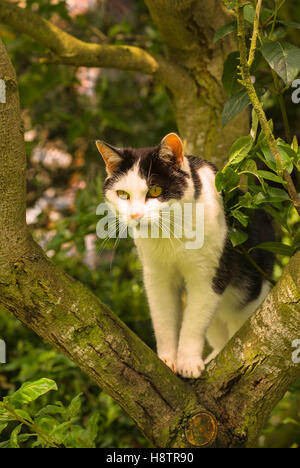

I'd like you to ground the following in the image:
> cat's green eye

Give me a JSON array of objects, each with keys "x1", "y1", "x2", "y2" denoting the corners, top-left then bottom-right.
[
  {"x1": 148, "y1": 186, "x2": 163, "y2": 198},
  {"x1": 117, "y1": 190, "x2": 130, "y2": 200}
]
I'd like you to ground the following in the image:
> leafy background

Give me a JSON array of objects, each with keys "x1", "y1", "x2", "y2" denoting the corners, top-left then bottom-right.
[{"x1": 0, "y1": 0, "x2": 300, "y2": 448}]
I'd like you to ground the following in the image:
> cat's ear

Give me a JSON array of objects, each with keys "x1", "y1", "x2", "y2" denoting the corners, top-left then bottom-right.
[
  {"x1": 159, "y1": 133, "x2": 184, "y2": 168},
  {"x1": 96, "y1": 140, "x2": 123, "y2": 176}
]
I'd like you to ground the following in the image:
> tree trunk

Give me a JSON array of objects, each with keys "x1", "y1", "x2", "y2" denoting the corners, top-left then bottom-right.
[
  {"x1": 0, "y1": 36, "x2": 299, "y2": 448},
  {"x1": 145, "y1": 0, "x2": 249, "y2": 164}
]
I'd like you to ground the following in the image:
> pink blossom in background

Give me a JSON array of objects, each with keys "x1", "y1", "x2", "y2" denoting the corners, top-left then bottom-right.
[
  {"x1": 75, "y1": 67, "x2": 100, "y2": 97},
  {"x1": 66, "y1": 0, "x2": 98, "y2": 16}
]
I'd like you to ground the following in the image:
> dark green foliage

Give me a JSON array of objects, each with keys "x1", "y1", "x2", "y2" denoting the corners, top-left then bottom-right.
[{"x1": 216, "y1": 1, "x2": 300, "y2": 127}]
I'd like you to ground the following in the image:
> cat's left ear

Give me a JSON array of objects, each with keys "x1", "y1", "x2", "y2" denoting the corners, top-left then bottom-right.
[
  {"x1": 96, "y1": 140, "x2": 123, "y2": 176},
  {"x1": 159, "y1": 133, "x2": 184, "y2": 168}
]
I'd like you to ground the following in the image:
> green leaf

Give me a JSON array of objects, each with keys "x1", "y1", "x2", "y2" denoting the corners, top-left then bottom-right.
[
  {"x1": 0, "y1": 423, "x2": 8, "y2": 434},
  {"x1": 229, "y1": 227, "x2": 248, "y2": 247},
  {"x1": 256, "y1": 170, "x2": 286, "y2": 184},
  {"x1": 14, "y1": 409, "x2": 34, "y2": 423},
  {"x1": 240, "y1": 159, "x2": 258, "y2": 173},
  {"x1": 243, "y1": 4, "x2": 255, "y2": 24},
  {"x1": 36, "y1": 404, "x2": 66, "y2": 418},
  {"x1": 222, "y1": 87, "x2": 265, "y2": 126},
  {"x1": 222, "y1": 89, "x2": 250, "y2": 127},
  {"x1": 213, "y1": 21, "x2": 237, "y2": 43},
  {"x1": 261, "y1": 41, "x2": 300, "y2": 85},
  {"x1": 215, "y1": 168, "x2": 240, "y2": 192},
  {"x1": 0, "y1": 405, "x2": 15, "y2": 422},
  {"x1": 222, "y1": 52, "x2": 242, "y2": 96},
  {"x1": 278, "y1": 21, "x2": 300, "y2": 30},
  {"x1": 238, "y1": 192, "x2": 255, "y2": 208},
  {"x1": 231, "y1": 210, "x2": 249, "y2": 227},
  {"x1": 292, "y1": 135, "x2": 299, "y2": 153},
  {"x1": 259, "y1": 146, "x2": 276, "y2": 171},
  {"x1": 10, "y1": 424, "x2": 22, "y2": 448},
  {"x1": 87, "y1": 413, "x2": 100, "y2": 444},
  {"x1": 67, "y1": 394, "x2": 82, "y2": 419},
  {"x1": 278, "y1": 144, "x2": 298, "y2": 170},
  {"x1": 215, "y1": 171, "x2": 225, "y2": 192},
  {"x1": 229, "y1": 135, "x2": 253, "y2": 164},
  {"x1": 10, "y1": 379, "x2": 58, "y2": 406},
  {"x1": 260, "y1": 145, "x2": 294, "y2": 174},
  {"x1": 265, "y1": 187, "x2": 291, "y2": 203},
  {"x1": 251, "y1": 241, "x2": 294, "y2": 257}
]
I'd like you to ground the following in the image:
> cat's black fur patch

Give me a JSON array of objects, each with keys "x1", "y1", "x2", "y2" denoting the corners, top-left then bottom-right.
[
  {"x1": 138, "y1": 146, "x2": 189, "y2": 201},
  {"x1": 212, "y1": 210, "x2": 275, "y2": 305},
  {"x1": 104, "y1": 145, "x2": 189, "y2": 201},
  {"x1": 187, "y1": 156, "x2": 203, "y2": 199}
]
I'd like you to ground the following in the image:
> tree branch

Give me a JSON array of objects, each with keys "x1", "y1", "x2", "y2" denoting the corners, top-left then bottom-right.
[
  {"x1": 0, "y1": 0, "x2": 192, "y2": 97},
  {"x1": 248, "y1": 0, "x2": 262, "y2": 67},
  {"x1": 0, "y1": 39, "x2": 29, "y2": 263}
]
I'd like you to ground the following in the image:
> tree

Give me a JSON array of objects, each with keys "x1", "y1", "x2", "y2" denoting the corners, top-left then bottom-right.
[{"x1": 0, "y1": 0, "x2": 299, "y2": 448}]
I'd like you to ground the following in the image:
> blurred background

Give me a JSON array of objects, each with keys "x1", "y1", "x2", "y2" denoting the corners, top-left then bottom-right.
[{"x1": 0, "y1": 0, "x2": 299, "y2": 448}]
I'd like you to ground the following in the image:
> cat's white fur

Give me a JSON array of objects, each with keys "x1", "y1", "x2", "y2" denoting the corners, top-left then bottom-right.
[{"x1": 101, "y1": 137, "x2": 270, "y2": 378}]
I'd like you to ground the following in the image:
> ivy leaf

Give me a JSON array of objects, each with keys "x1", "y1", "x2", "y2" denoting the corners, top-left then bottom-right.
[
  {"x1": 261, "y1": 41, "x2": 300, "y2": 85},
  {"x1": 213, "y1": 22, "x2": 237, "y2": 43}
]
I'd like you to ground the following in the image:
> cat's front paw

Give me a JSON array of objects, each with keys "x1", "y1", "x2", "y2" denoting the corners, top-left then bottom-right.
[
  {"x1": 159, "y1": 353, "x2": 177, "y2": 373},
  {"x1": 177, "y1": 355, "x2": 205, "y2": 378}
]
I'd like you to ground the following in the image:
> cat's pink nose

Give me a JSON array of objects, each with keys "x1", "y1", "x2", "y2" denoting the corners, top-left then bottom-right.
[{"x1": 130, "y1": 213, "x2": 142, "y2": 220}]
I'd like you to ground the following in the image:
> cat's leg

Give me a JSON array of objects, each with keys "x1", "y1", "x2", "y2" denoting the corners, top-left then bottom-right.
[
  {"x1": 143, "y1": 269, "x2": 182, "y2": 373},
  {"x1": 177, "y1": 278, "x2": 221, "y2": 378},
  {"x1": 205, "y1": 314, "x2": 229, "y2": 364}
]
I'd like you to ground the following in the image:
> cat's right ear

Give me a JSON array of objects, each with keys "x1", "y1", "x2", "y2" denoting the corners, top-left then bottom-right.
[{"x1": 96, "y1": 140, "x2": 123, "y2": 176}]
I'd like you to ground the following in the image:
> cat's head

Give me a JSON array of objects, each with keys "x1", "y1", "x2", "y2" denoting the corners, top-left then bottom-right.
[{"x1": 96, "y1": 133, "x2": 189, "y2": 226}]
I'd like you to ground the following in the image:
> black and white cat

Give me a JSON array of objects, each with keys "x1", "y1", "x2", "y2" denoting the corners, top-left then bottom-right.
[{"x1": 96, "y1": 133, "x2": 275, "y2": 378}]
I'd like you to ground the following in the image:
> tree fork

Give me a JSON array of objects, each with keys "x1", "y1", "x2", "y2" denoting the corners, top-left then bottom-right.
[{"x1": 0, "y1": 11, "x2": 299, "y2": 448}]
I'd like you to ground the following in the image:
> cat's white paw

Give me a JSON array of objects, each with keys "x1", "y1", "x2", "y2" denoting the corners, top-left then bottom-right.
[
  {"x1": 177, "y1": 355, "x2": 205, "y2": 378},
  {"x1": 159, "y1": 353, "x2": 177, "y2": 373}
]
